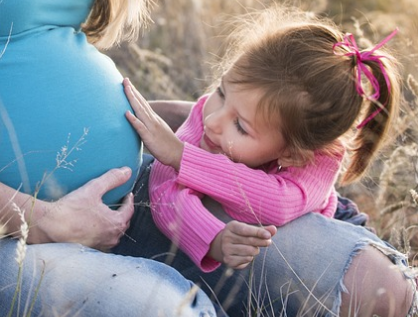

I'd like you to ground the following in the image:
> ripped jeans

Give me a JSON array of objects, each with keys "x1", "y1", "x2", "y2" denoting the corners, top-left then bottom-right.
[
  {"x1": 0, "y1": 154, "x2": 416, "y2": 316},
  {"x1": 0, "y1": 240, "x2": 217, "y2": 317},
  {"x1": 113, "y1": 154, "x2": 417, "y2": 316}
]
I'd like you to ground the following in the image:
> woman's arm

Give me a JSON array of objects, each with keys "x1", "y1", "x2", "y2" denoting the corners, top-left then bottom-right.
[{"x1": 0, "y1": 167, "x2": 134, "y2": 249}]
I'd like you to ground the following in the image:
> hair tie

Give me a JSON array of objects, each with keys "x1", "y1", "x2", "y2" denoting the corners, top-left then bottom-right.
[{"x1": 333, "y1": 28, "x2": 398, "y2": 128}]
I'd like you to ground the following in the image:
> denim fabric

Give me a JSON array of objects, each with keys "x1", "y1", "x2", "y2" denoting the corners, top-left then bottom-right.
[
  {"x1": 0, "y1": 239, "x2": 216, "y2": 317},
  {"x1": 1, "y1": 154, "x2": 414, "y2": 317},
  {"x1": 112, "y1": 154, "x2": 414, "y2": 316}
]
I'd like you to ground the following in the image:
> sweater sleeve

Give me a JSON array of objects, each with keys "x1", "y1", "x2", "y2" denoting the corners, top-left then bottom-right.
[
  {"x1": 149, "y1": 94, "x2": 342, "y2": 272},
  {"x1": 149, "y1": 96, "x2": 225, "y2": 272},
  {"x1": 177, "y1": 144, "x2": 342, "y2": 226},
  {"x1": 150, "y1": 162, "x2": 224, "y2": 272}
]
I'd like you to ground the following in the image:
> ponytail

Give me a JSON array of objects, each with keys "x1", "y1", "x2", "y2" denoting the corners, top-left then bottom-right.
[{"x1": 340, "y1": 37, "x2": 401, "y2": 184}]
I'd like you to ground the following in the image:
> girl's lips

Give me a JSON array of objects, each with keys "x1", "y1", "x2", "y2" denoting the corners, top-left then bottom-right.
[{"x1": 202, "y1": 133, "x2": 218, "y2": 150}]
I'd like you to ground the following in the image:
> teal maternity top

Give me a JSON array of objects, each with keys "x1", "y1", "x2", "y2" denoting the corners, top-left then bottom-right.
[{"x1": 0, "y1": 0, "x2": 142, "y2": 205}]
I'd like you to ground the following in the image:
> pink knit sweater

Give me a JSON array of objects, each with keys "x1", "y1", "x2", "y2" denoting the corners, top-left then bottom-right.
[{"x1": 149, "y1": 95, "x2": 343, "y2": 272}]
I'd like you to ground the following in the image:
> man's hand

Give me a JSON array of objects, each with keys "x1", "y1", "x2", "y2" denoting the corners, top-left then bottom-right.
[{"x1": 35, "y1": 167, "x2": 135, "y2": 250}]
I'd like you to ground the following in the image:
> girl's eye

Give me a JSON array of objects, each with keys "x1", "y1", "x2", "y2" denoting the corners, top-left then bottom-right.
[
  {"x1": 234, "y1": 118, "x2": 248, "y2": 135},
  {"x1": 216, "y1": 86, "x2": 225, "y2": 98}
]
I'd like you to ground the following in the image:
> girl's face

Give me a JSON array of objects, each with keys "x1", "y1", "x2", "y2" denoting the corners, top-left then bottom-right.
[{"x1": 201, "y1": 76, "x2": 287, "y2": 168}]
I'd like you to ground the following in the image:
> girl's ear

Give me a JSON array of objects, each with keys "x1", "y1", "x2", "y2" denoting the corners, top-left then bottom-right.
[
  {"x1": 278, "y1": 148, "x2": 313, "y2": 168},
  {"x1": 278, "y1": 157, "x2": 291, "y2": 168},
  {"x1": 277, "y1": 148, "x2": 293, "y2": 168}
]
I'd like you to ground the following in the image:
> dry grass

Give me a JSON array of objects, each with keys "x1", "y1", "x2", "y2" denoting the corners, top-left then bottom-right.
[
  {"x1": 107, "y1": 0, "x2": 418, "y2": 264},
  {"x1": 0, "y1": 222, "x2": 6, "y2": 238}
]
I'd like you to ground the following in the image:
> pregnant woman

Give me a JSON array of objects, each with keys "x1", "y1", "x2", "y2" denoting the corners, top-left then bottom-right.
[{"x1": 0, "y1": 1, "x2": 216, "y2": 316}]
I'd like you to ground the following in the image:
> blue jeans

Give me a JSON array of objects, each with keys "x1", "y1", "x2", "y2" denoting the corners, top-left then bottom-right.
[
  {"x1": 113, "y1": 154, "x2": 416, "y2": 316},
  {"x1": 0, "y1": 154, "x2": 414, "y2": 316},
  {"x1": 0, "y1": 239, "x2": 216, "y2": 317}
]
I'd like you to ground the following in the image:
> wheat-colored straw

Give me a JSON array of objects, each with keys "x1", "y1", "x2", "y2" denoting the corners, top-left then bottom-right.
[
  {"x1": 410, "y1": 189, "x2": 418, "y2": 205},
  {"x1": 0, "y1": 222, "x2": 6, "y2": 238},
  {"x1": 407, "y1": 74, "x2": 418, "y2": 98},
  {"x1": 13, "y1": 203, "x2": 28, "y2": 266}
]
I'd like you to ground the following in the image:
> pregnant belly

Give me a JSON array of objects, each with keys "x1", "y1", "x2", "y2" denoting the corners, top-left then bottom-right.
[{"x1": 0, "y1": 28, "x2": 142, "y2": 205}]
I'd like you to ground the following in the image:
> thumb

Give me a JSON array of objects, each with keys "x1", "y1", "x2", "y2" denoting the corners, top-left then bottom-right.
[
  {"x1": 90, "y1": 167, "x2": 132, "y2": 196},
  {"x1": 264, "y1": 225, "x2": 277, "y2": 237}
]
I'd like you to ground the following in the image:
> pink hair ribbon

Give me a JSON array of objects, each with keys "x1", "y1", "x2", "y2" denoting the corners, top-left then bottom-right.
[{"x1": 333, "y1": 28, "x2": 399, "y2": 128}]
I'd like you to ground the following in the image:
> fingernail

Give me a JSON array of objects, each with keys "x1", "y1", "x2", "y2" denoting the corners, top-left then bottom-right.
[{"x1": 121, "y1": 167, "x2": 131, "y2": 175}]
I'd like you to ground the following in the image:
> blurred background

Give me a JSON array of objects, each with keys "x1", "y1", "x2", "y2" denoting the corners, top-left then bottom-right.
[{"x1": 107, "y1": 0, "x2": 418, "y2": 264}]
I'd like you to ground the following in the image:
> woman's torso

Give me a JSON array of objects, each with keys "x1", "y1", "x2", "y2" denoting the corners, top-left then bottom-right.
[{"x1": 0, "y1": 0, "x2": 142, "y2": 205}]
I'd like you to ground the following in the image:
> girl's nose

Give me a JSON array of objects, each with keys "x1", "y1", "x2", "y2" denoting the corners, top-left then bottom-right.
[{"x1": 204, "y1": 111, "x2": 223, "y2": 134}]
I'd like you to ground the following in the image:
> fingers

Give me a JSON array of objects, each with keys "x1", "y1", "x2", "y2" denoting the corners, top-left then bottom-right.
[
  {"x1": 226, "y1": 244, "x2": 260, "y2": 257},
  {"x1": 88, "y1": 167, "x2": 132, "y2": 197},
  {"x1": 101, "y1": 193, "x2": 134, "y2": 249},
  {"x1": 227, "y1": 220, "x2": 271, "y2": 238},
  {"x1": 123, "y1": 77, "x2": 141, "y2": 97},
  {"x1": 126, "y1": 109, "x2": 146, "y2": 134},
  {"x1": 225, "y1": 255, "x2": 255, "y2": 270},
  {"x1": 123, "y1": 78, "x2": 154, "y2": 120},
  {"x1": 264, "y1": 225, "x2": 278, "y2": 237},
  {"x1": 51, "y1": 167, "x2": 135, "y2": 249},
  {"x1": 117, "y1": 192, "x2": 135, "y2": 224},
  {"x1": 124, "y1": 79, "x2": 163, "y2": 139},
  {"x1": 123, "y1": 77, "x2": 141, "y2": 101},
  {"x1": 217, "y1": 221, "x2": 279, "y2": 270},
  {"x1": 223, "y1": 244, "x2": 259, "y2": 270}
]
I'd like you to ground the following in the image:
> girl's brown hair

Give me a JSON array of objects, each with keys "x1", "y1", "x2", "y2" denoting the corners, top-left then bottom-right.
[
  {"x1": 216, "y1": 5, "x2": 401, "y2": 184},
  {"x1": 82, "y1": 0, "x2": 152, "y2": 49}
]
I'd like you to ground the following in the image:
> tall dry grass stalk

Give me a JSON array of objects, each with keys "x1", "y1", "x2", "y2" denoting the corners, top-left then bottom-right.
[
  {"x1": 13, "y1": 202, "x2": 28, "y2": 266},
  {"x1": 6, "y1": 203, "x2": 29, "y2": 317},
  {"x1": 408, "y1": 74, "x2": 418, "y2": 96},
  {"x1": 0, "y1": 222, "x2": 6, "y2": 239}
]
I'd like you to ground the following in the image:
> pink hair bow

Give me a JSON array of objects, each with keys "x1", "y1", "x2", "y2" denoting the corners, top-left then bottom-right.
[{"x1": 333, "y1": 28, "x2": 398, "y2": 128}]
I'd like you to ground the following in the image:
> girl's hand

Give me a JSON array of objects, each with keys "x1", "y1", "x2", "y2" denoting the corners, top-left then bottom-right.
[
  {"x1": 34, "y1": 167, "x2": 135, "y2": 250},
  {"x1": 209, "y1": 220, "x2": 277, "y2": 269},
  {"x1": 124, "y1": 78, "x2": 184, "y2": 171}
]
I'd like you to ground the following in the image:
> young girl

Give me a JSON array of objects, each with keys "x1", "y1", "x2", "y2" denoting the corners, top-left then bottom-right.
[{"x1": 124, "y1": 6, "x2": 401, "y2": 274}]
